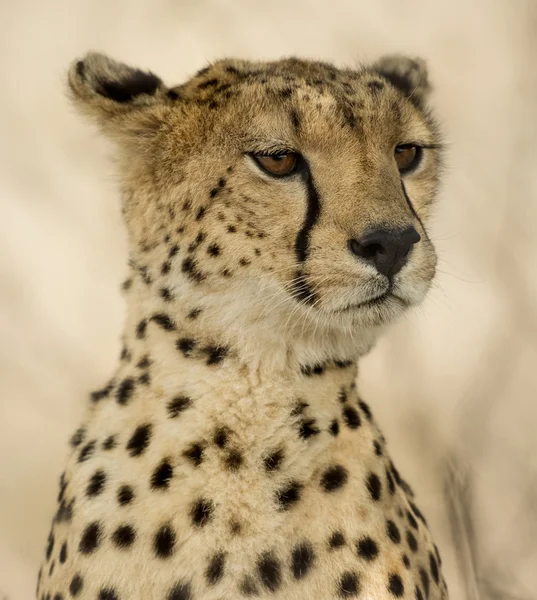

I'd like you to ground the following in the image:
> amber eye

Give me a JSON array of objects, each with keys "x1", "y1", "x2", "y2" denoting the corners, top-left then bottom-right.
[
  {"x1": 394, "y1": 144, "x2": 422, "y2": 173},
  {"x1": 252, "y1": 153, "x2": 299, "y2": 177}
]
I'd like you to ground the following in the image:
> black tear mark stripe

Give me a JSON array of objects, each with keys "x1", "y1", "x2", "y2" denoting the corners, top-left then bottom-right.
[
  {"x1": 401, "y1": 181, "x2": 430, "y2": 243},
  {"x1": 295, "y1": 166, "x2": 321, "y2": 263}
]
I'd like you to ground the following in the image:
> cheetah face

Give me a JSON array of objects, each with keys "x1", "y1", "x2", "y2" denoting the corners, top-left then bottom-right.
[{"x1": 69, "y1": 53, "x2": 442, "y2": 331}]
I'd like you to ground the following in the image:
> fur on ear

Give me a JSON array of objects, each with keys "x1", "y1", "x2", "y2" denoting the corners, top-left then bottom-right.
[
  {"x1": 67, "y1": 52, "x2": 172, "y2": 138},
  {"x1": 373, "y1": 54, "x2": 431, "y2": 106}
]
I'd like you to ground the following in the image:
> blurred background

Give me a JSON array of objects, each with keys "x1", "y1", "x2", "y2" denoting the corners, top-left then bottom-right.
[{"x1": 1, "y1": 1, "x2": 536, "y2": 598}]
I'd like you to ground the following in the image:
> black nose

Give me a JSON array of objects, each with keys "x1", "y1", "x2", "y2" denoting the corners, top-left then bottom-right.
[{"x1": 348, "y1": 227, "x2": 421, "y2": 279}]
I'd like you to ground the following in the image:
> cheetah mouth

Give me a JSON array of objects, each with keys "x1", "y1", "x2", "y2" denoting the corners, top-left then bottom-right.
[{"x1": 338, "y1": 292, "x2": 406, "y2": 312}]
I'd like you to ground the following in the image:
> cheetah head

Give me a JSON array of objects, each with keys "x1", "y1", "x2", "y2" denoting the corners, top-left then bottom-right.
[{"x1": 69, "y1": 52, "x2": 442, "y2": 352}]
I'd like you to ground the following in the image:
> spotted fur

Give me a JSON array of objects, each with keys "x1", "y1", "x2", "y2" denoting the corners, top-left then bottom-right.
[{"x1": 37, "y1": 52, "x2": 448, "y2": 600}]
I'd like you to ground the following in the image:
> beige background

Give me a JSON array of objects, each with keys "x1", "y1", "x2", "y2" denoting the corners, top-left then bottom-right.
[{"x1": 1, "y1": 1, "x2": 536, "y2": 598}]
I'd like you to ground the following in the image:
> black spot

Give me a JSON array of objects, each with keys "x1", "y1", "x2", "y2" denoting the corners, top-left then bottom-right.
[
  {"x1": 238, "y1": 258, "x2": 251, "y2": 267},
  {"x1": 388, "y1": 573, "x2": 405, "y2": 597},
  {"x1": 343, "y1": 406, "x2": 361, "y2": 429},
  {"x1": 70, "y1": 427, "x2": 86, "y2": 447},
  {"x1": 160, "y1": 286, "x2": 174, "y2": 302},
  {"x1": 300, "y1": 363, "x2": 325, "y2": 376},
  {"x1": 137, "y1": 355, "x2": 151, "y2": 369},
  {"x1": 225, "y1": 450, "x2": 243, "y2": 471},
  {"x1": 374, "y1": 440, "x2": 383, "y2": 456},
  {"x1": 290, "y1": 109, "x2": 301, "y2": 130},
  {"x1": 49, "y1": 561, "x2": 55, "y2": 576},
  {"x1": 321, "y1": 465, "x2": 348, "y2": 492},
  {"x1": 78, "y1": 440, "x2": 96, "y2": 462},
  {"x1": 196, "y1": 206, "x2": 206, "y2": 221},
  {"x1": 204, "y1": 345, "x2": 228, "y2": 365},
  {"x1": 366, "y1": 472, "x2": 382, "y2": 501},
  {"x1": 403, "y1": 554, "x2": 411, "y2": 569},
  {"x1": 98, "y1": 588, "x2": 119, "y2": 600},
  {"x1": 187, "y1": 308, "x2": 203, "y2": 320},
  {"x1": 91, "y1": 379, "x2": 115, "y2": 402},
  {"x1": 207, "y1": 243, "x2": 220, "y2": 257},
  {"x1": 386, "y1": 467, "x2": 396, "y2": 495},
  {"x1": 291, "y1": 401, "x2": 308, "y2": 416},
  {"x1": 229, "y1": 519, "x2": 242, "y2": 535},
  {"x1": 57, "y1": 473, "x2": 67, "y2": 502},
  {"x1": 227, "y1": 224, "x2": 236, "y2": 233},
  {"x1": 86, "y1": 470, "x2": 106, "y2": 497},
  {"x1": 257, "y1": 552, "x2": 281, "y2": 592},
  {"x1": 167, "y1": 582, "x2": 192, "y2": 600},
  {"x1": 367, "y1": 80, "x2": 385, "y2": 93},
  {"x1": 96, "y1": 68, "x2": 161, "y2": 103},
  {"x1": 183, "y1": 443, "x2": 204, "y2": 466},
  {"x1": 357, "y1": 536, "x2": 379, "y2": 561},
  {"x1": 407, "y1": 530, "x2": 418, "y2": 552},
  {"x1": 339, "y1": 571, "x2": 360, "y2": 597},
  {"x1": 407, "y1": 510, "x2": 419, "y2": 530},
  {"x1": 390, "y1": 461, "x2": 403, "y2": 485},
  {"x1": 358, "y1": 399, "x2": 372, "y2": 420},
  {"x1": 434, "y1": 543, "x2": 442, "y2": 566},
  {"x1": 167, "y1": 395, "x2": 192, "y2": 418},
  {"x1": 112, "y1": 524, "x2": 136, "y2": 548},
  {"x1": 416, "y1": 586, "x2": 424, "y2": 600},
  {"x1": 276, "y1": 481, "x2": 303, "y2": 510},
  {"x1": 176, "y1": 337, "x2": 197, "y2": 356},
  {"x1": 45, "y1": 531, "x2": 54, "y2": 560},
  {"x1": 138, "y1": 372, "x2": 150, "y2": 385},
  {"x1": 121, "y1": 277, "x2": 132, "y2": 291},
  {"x1": 136, "y1": 319, "x2": 148, "y2": 339},
  {"x1": 52, "y1": 593, "x2": 61, "y2": 600},
  {"x1": 213, "y1": 427, "x2": 228, "y2": 448},
  {"x1": 126, "y1": 423, "x2": 152, "y2": 457},
  {"x1": 329, "y1": 531, "x2": 345, "y2": 549},
  {"x1": 291, "y1": 542, "x2": 315, "y2": 579},
  {"x1": 151, "y1": 313, "x2": 177, "y2": 331},
  {"x1": 221, "y1": 268, "x2": 232, "y2": 278},
  {"x1": 181, "y1": 257, "x2": 205, "y2": 283},
  {"x1": 299, "y1": 418, "x2": 320, "y2": 439},
  {"x1": 79, "y1": 521, "x2": 102, "y2": 554},
  {"x1": 429, "y1": 552, "x2": 439, "y2": 584},
  {"x1": 103, "y1": 435, "x2": 117, "y2": 450},
  {"x1": 190, "y1": 498, "x2": 214, "y2": 527},
  {"x1": 337, "y1": 388, "x2": 347, "y2": 403},
  {"x1": 410, "y1": 501, "x2": 428, "y2": 526},
  {"x1": 264, "y1": 449, "x2": 284, "y2": 471},
  {"x1": 154, "y1": 523, "x2": 176, "y2": 558},
  {"x1": 240, "y1": 576, "x2": 259, "y2": 596},
  {"x1": 206, "y1": 551, "x2": 226, "y2": 585},
  {"x1": 55, "y1": 498, "x2": 74, "y2": 524},
  {"x1": 419, "y1": 567, "x2": 430, "y2": 598},
  {"x1": 387, "y1": 520, "x2": 401, "y2": 544},
  {"x1": 116, "y1": 378, "x2": 136, "y2": 405},
  {"x1": 117, "y1": 484, "x2": 134, "y2": 506},
  {"x1": 329, "y1": 419, "x2": 340, "y2": 436},
  {"x1": 120, "y1": 346, "x2": 130, "y2": 361},
  {"x1": 198, "y1": 77, "x2": 219, "y2": 89},
  {"x1": 151, "y1": 459, "x2": 174, "y2": 489},
  {"x1": 69, "y1": 574, "x2": 83, "y2": 596}
]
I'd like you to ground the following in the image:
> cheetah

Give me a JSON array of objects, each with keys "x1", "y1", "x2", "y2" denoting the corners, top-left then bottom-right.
[{"x1": 37, "y1": 51, "x2": 448, "y2": 600}]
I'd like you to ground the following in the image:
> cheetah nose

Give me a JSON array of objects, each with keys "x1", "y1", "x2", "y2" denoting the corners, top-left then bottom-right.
[{"x1": 348, "y1": 227, "x2": 421, "y2": 279}]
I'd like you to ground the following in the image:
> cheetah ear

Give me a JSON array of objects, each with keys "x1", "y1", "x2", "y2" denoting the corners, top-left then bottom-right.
[
  {"x1": 373, "y1": 54, "x2": 431, "y2": 106},
  {"x1": 68, "y1": 52, "x2": 172, "y2": 139}
]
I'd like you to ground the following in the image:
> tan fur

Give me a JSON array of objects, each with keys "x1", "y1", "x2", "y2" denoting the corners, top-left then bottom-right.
[{"x1": 37, "y1": 52, "x2": 447, "y2": 600}]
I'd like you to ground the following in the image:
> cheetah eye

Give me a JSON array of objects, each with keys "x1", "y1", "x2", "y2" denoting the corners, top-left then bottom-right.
[
  {"x1": 251, "y1": 152, "x2": 299, "y2": 177},
  {"x1": 394, "y1": 144, "x2": 422, "y2": 174}
]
